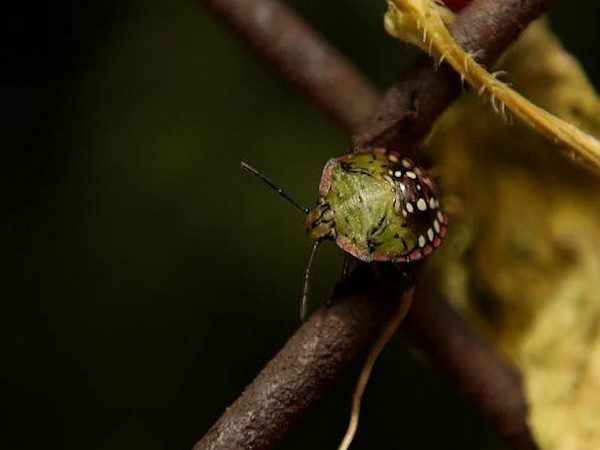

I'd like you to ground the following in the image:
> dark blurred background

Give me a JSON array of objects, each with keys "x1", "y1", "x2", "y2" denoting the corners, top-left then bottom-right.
[{"x1": 3, "y1": 1, "x2": 599, "y2": 449}]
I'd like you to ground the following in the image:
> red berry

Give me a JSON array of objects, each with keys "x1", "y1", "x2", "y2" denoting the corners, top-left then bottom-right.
[{"x1": 442, "y1": 0, "x2": 472, "y2": 12}]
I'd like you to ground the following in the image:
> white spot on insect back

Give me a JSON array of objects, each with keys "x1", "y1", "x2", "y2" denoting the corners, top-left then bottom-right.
[
  {"x1": 437, "y1": 211, "x2": 444, "y2": 222},
  {"x1": 429, "y1": 197, "x2": 436, "y2": 209},
  {"x1": 401, "y1": 159, "x2": 412, "y2": 168},
  {"x1": 394, "y1": 170, "x2": 402, "y2": 178},
  {"x1": 406, "y1": 171, "x2": 417, "y2": 179},
  {"x1": 417, "y1": 198, "x2": 427, "y2": 211},
  {"x1": 418, "y1": 235, "x2": 426, "y2": 248},
  {"x1": 388, "y1": 154, "x2": 399, "y2": 163},
  {"x1": 427, "y1": 228, "x2": 434, "y2": 241},
  {"x1": 433, "y1": 220, "x2": 440, "y2": 233},
  {"x1": 406, "y1": 202, "x2": 414, "y2": 213}
]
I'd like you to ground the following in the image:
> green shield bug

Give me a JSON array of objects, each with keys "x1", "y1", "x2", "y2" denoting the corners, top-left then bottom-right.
[
  {"x1": 305, "y1": 148, "x2": 448, "y2": 263},
  {"x1": 242, "y1": 147, "x2": 448, "y2": 319}
]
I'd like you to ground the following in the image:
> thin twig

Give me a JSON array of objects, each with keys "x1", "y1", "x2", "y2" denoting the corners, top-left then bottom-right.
[
  {"x1": 201, "y1": 0, "x2": 379, "y2": 134},
  {"x1": 194, "y1": 265, "x2": 408, "y2": 450},
  {"x1": 352, "y1": 0, "x2": 555, "y2": 153},
  {"x1": 407, "y1": 283, "x2": 538, "y2": 449}
]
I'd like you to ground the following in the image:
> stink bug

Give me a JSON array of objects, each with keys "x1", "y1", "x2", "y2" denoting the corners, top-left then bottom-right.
[
  {"x1": 305, "y1": 148, "x2": 448, "y2": 263},
  {"x1": 242, "y1": 148, "x2": 448, "y2": 319}
]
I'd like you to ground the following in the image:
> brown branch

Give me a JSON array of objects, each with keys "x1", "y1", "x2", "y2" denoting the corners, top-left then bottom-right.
[
  {"x1": 352, "y1": 0, "x2": 555, "y2": 153},
  {"x1": 194, "y1": 265, "x2": 407, "y2": 450},
  {"x1": 201, "y1": 0, "x2": 379, "y2": 134},
  {"x1": 408, "y1": 283, "x2": 537, "y2": 449},
  {"x1": 196, "y1": 0, "x2": 555, "y2": 449}
]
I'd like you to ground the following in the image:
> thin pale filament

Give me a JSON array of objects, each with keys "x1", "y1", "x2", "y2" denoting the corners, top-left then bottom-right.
[{"x1": 337, "y1": 286, "x2": 416, "y2": 450}]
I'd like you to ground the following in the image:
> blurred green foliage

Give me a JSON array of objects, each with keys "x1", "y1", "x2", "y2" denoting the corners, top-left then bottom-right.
[{"x1": 3, "y1": 0, "x2": 599, "y2": 449}]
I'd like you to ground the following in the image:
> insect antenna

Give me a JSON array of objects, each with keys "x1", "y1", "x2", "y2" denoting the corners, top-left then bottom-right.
[
  {"x1": 241, "y1": 161, "x2": 319, "y2": 320},
  {"x1": 300, "y1": 240, "x2": 320, "y2": 321},
  {"x1": 240, "y1": 161, "x2": 308, "y2": 214}
]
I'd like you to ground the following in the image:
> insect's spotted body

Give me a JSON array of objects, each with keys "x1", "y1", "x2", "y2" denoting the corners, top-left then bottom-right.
[
  {"x1": 241, "y1": 148, "x2": 448, "y2": 317},
  {"x1": 305, "y1": 148, "x2": 447, "y2": 263}
]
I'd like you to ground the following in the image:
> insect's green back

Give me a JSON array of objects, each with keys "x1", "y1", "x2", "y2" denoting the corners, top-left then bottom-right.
[{"x1": 305, "y1": 149, "x2": 447, "y2": 263}]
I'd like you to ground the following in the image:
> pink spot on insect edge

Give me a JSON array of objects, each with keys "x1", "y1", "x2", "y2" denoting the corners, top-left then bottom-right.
[
  {"x1": 408, "y1": 250, "x2": 422, "y2": 261},
  {"x1": 336, "y1": 236, "x2": 372, "y2": 263},
  {"x1": 368, "y1": 147, "x2": 387, "y2": 157},
  {"x1": 438, "y1": 218, "x2": 448, "y2": 238},
  {"x1": 319, "y1": 158, "x2": 337, "y2": 195},
  {"x1": 372, "y1": 253, "x2": 391, "y2": 262}
]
